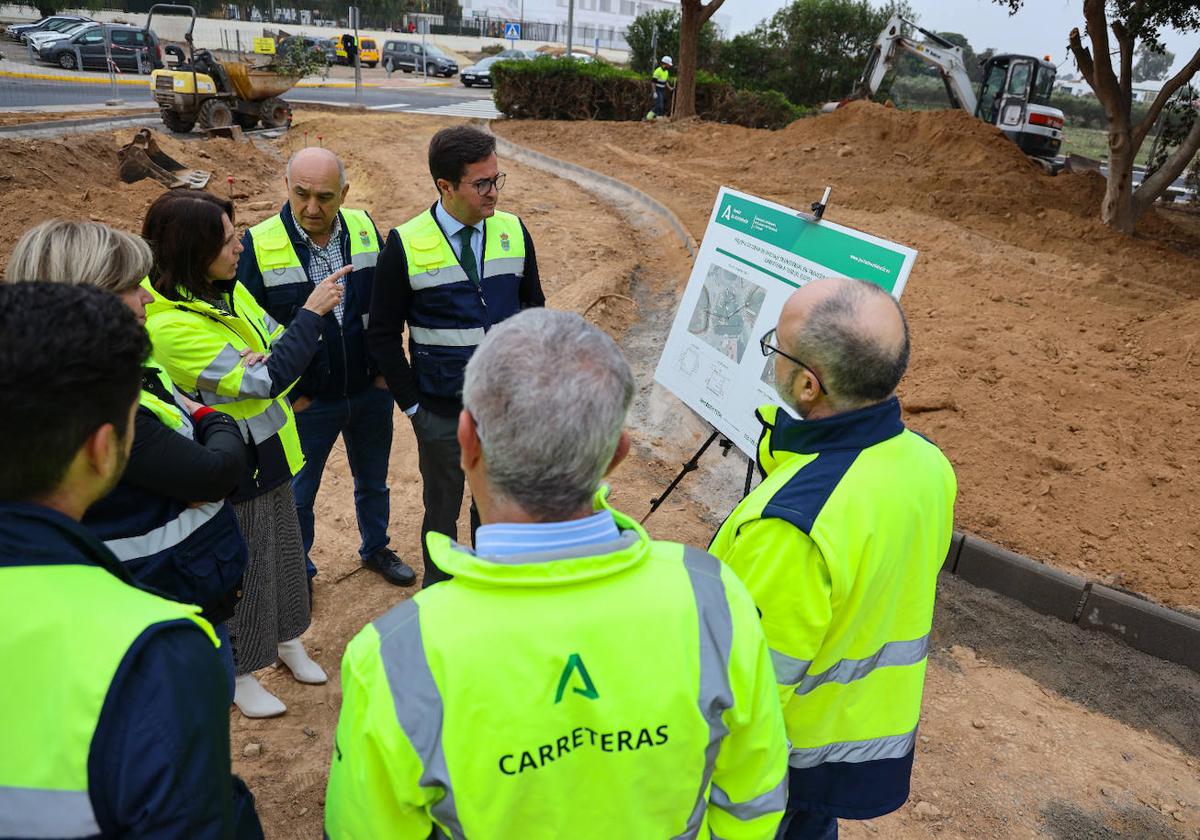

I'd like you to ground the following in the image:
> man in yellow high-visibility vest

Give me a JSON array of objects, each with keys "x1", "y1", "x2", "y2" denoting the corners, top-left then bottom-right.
[
  {"x1": 0, "y1": 282, "x2": 261, "y2": 839},
  {"x1": 711, "y1": 277, "x2": 957, "y2": 839},
  {"x1": 327, "y1": 309, "x2": 788, "y2": 839}
]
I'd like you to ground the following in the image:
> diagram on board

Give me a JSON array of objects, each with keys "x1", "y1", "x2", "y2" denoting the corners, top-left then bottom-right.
[{"x1": 686, "y1": 265, "x2": 768, "y2": 364}]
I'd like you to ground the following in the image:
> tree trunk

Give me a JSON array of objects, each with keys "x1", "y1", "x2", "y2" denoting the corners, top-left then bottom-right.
[
  {"x1": 673, "y1": 0, "x2": 701, "y2": 119},
  {"x1": 1102, "y1": 123, "x2": 1138, "y2": 235},
  {"x1": 1134, "y1": 104, "x2": 1200, "y2": 218}
]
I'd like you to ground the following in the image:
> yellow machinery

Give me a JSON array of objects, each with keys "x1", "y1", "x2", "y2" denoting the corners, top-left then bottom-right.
[{"x1": 148, "y1": 4, "x2": 296, "y2": 133}]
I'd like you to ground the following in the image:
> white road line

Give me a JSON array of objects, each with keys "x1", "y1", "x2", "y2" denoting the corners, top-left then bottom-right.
[
  {"x1": 288, "y1": 98, "x2": 353, "y2": 107},
  {"x1": 402, "y1": 99, "x2": 501, "y2": 120},
  {"x1": 367, "y1": 103, "x2": 410, "y2": 110}
]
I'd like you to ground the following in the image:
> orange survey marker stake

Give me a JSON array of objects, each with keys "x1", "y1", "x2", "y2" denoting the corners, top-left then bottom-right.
[
  {"x1": 226, "y1": 176, "x2": 234, "y2": 198},
  {"x1": 304, "y1": 130, "x2": 309, "y2": 147},
  {"x1": 318, "y1": 135, "x2": 323, "y2": 148}
]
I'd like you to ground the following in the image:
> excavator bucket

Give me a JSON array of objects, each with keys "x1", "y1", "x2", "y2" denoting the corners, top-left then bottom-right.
[{"x1": 118, "y1": 129, "x2": 212, "y2": 189}]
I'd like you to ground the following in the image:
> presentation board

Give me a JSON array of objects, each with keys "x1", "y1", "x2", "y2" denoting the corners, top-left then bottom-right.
[{"x1": 653, "y1": 187, "x2": 918, "y2": 456}]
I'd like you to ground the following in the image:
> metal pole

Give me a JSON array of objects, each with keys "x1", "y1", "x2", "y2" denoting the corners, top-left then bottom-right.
[
  {"x1": 565, "y1": 0, "x2": 574, "y2": 57},
  {"x1": 103, "y1": 24, "x2": 123, "y2": 106},
  {"x1": 352, "y1": 5, "x2": 362, "y2": 106},
  {"x1": 421, "y1": 21, "x2": 426, "y2": 80}
]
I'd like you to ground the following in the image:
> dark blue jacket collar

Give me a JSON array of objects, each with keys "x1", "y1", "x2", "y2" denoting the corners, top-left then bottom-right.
[
  {"x1": 0, "y1": 501, "x2": 132, "y2": 582},
  {"x1": 770, "y1": 396, "x2": 905, "y2": 455}
]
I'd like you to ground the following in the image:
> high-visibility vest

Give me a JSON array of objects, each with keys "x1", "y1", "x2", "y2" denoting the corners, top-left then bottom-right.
[
  {"x1": 326, "y1": 492, "x2": 789, "y2": 839},
  {"x1": 393, "y1": 207, "x2": 526, "y2": 401},
  {"x1": 82, "y1": 358, "x2": 246, "y2": 615},
  {"x1": 710, "y1": 399, "x2": 956, "y2": 818},
  {"x1": 249, "y1": 207, "x2": 380, "y2": 290},
  {"x1": 653, "y1": 65, "x2": 669, "y2": 89},
  {"x1": 0, "y1": 559, "x2": 215, "y2": 838},
  {"x1": 144, "y1": 278, "x2": 305, "y2": 480}
]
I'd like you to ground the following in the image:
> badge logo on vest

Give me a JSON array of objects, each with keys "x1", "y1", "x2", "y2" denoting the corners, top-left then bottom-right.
[
  {"x1": 359, "y1": 229, "x2": 371, "y2": 247},
  {"x1": 554, "y1": 653, "x2": 598, "y2": 703},
  {"x1": 500, "y1": 232, "x2": 511, "y2": 252}
]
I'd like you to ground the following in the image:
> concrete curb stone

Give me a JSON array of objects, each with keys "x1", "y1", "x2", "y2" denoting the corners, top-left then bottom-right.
[
  {"x1": 1080, "y1": 584, "x2": 1200, "y2": 673},
  {"x1": 956, "y1": 536, "x2": 1087, "y2": 623}
]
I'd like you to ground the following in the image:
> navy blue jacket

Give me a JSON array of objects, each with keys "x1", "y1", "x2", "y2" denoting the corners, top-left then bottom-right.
[
  {"x1": 237, "y1": 203, "x2": 384, "y2": 402},
  {"x1": 369, "y1": 204, "x2": 544, "y2": 416},
  {"x1": 0, "y1": 503, "x2": 262, "y2": 839}
]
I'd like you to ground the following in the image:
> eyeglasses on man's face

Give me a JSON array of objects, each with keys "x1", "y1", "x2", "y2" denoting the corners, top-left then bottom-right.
[
  {"x1": 759, "y1": 328, "x2": 825, "y2": 395},
  {"x1": 465, "y1": 172, "x2": 506, "y2": 196}
]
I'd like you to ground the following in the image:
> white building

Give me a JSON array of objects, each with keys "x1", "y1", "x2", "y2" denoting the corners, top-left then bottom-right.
[{"x1": 459, "y1": 0, "x2": 730, "y2": 51}]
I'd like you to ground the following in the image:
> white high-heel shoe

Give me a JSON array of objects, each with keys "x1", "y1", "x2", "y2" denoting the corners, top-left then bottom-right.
[
  {"x1": 234, "y1": 674, "x2": 286, "y2": 718},
  {"x1": 277, "y1": 638, "x2": 327, "y2": 685}
]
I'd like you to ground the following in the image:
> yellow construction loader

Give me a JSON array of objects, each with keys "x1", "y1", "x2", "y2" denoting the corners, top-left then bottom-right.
[{"x1": 147, "y1": 4, "x2": 297, "y2": 133}]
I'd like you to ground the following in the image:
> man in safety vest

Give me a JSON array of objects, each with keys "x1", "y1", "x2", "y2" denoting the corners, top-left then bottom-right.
[
  {"x1": 239, "y1": 148, "x2": 415, "y2": 588},
  {"x1": 327, "y1": 309, "x2": 788, "y2": 838},
  {"x1": 652, "y1": 54, "x2": 673, "y2": 118},
  {"x1": 710, "y1": 277, "x2": 957, "y2": 839},
  {"x1": 370, "y1": 124, "x2": 544, "y2": 587},
  {"x1": 0, "y1": 282, "x2": 262, "y2": 839}
]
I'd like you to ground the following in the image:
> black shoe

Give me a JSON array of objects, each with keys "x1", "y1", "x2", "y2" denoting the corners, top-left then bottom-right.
[{"x1": 362, "y1": 548, "x2": 417, "y2": 587}]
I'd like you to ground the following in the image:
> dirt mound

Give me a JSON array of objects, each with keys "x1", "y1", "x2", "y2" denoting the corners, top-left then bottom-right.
[
  {"x1": 0, "y1": 129, "x2": 283, "y2": 262},
  {"x1": 496, "y1": 110, "x2": 1200, "y2": 612}
]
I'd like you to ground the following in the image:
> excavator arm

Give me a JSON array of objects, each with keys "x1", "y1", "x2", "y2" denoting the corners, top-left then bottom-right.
[{"x1": 850, "y1": 14, "x2": 977, "y2": 115}]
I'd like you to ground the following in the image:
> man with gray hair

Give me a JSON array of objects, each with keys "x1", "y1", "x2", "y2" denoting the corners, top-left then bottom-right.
[
  {"x1": 710, "y1": 277, "x2": 957, "y2": 839},
  {"x1": 325, "y1": 308, "x2": 789, "y2": 839},
  {"x1": 238, "y1": 147, "x2": 416, "y2": 589}
]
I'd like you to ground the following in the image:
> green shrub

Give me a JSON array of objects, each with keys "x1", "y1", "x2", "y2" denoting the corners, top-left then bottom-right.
[{"x1": 491, "y1": 57, "x2": 807, "y2": 130}]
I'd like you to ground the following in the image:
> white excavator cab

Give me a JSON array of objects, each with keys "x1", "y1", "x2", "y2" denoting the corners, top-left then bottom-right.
[{"x1": 976, "y1": 54, "x2": 1063, "y2": 159}]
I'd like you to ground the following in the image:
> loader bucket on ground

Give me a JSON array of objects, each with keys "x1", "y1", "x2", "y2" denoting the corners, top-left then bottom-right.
[{"x1": 118, "y1": 128, "x2": 212, "y2": 189}]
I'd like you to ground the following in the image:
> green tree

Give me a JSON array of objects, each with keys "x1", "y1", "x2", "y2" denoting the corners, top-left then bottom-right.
[
  {"x1": 1133, "y1": 42, "x2": 1175, "y2": 82},
  {"x1": 715, "y1": 0, "x2": 911, "y2": 107},
  {"x1": 994, "y1": 0, "x2": 1200, "y2": 233},
  {"x1": 625, "y1": 8, "x2": 718, "y2": 75}
]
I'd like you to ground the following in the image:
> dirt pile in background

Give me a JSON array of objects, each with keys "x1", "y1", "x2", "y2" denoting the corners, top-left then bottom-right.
[{"x1": 496, "y1": 103, "x2": 1200, "y2": 611}]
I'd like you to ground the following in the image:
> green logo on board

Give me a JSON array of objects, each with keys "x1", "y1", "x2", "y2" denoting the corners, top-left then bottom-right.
[{"x1": 554, "y1": 653, "x2": 599, "y2": 703}]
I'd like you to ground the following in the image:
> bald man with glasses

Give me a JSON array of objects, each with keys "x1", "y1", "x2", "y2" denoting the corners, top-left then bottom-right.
[{"x1": 370, "y1": 125, "x2": 544, "y2": 588}]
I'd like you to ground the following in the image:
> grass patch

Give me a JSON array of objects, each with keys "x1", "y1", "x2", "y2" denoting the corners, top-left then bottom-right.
[{"x1": 1062, "y1": 126, "x2": 1154, "y2": 167}]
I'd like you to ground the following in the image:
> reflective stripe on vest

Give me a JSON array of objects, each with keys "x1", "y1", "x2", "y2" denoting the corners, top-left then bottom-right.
[
  {"x1": 395, "y1": 209, "x2": 525, "y2": 294},
  {"x1": 0, "y1": 564, "x2": 215, "y2": 839},
  {"x1": 0, "y1": 787, "x2": 99, "y2": 838},
  {"x1": 373, "y1": 599, "x2": 466, "y2": 839},
  {"x1": 250, "y1": 208, "x2": 381, "y2": 289},
  {"x1": 788, "y1": 728, "x2": 918, "y2": 769},
  {"x1": 408, "y1": 326, "x2": 485, "y2": 347},
  {"x1": 672, "y1": 546, "x2": 735, "y2": 839},
  {"x1": 104, "y1": 502, "x2": 224, "y2": 563},
  {"x1": 768, "y1": 635, "x2": 930, "y2": 695}
]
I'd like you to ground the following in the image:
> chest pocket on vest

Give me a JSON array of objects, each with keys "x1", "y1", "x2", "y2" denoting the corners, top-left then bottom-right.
[{"x1": 409, "y1": 233, "x2": 447, "y2": 274}]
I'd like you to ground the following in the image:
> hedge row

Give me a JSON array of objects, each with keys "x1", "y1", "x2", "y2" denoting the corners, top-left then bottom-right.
[{"x1": 490, "y1": 58, "x2": 807, "y2": 130}]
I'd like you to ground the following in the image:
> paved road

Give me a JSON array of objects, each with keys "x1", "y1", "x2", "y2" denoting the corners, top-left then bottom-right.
[{"x1": 0, "y1": 74, "x2": 500, "y2": 118}]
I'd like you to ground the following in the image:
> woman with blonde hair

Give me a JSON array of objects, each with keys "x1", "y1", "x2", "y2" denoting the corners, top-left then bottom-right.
[{"x1": 5, "y1": 219, "x2": 250, "y2": 696}]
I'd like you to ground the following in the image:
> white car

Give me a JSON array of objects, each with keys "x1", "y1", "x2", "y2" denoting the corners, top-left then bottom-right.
[{"x1": 25, "y1": 21, "x2": 91, "y2": 49}]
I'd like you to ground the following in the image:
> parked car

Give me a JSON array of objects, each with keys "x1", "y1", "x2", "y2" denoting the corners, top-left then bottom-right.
[
  {"x1": 25, "y1": 21, "x2": 92, "y2": 50},
  {"x1": 6, "y1": 15, "x2": 90, "y2": 43},
  {"x1": 381, "y1": 40, "x2": 458, "y2": 77},
  {"x1": 462, "y1": 54, "x2": 531, "y2": 87},
  {"x1": 278, "y1": 35, "x2": 335, "y2": 66},
  {"x1": 495, "y1": 48, "x2": 539, "y2": 60},
  {"x1": 335, "y1": 34, "x2": 378, "y2": 67},
  {"x1": 39, "y1": 24, "x2": 162, "y2": 73}
]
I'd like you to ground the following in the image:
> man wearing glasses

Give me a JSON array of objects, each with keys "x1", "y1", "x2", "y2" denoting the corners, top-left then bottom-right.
[
  {"x1": 710, "y1": 277, "x2": 957, "y2": 839},
  {"x1": 370, "y1": 125, "x2": 544, "y2": 587}
]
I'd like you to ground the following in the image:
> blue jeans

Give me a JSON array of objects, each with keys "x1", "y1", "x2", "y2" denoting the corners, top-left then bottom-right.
[{"x1": 292, "y1": 386, "x2": 394, "y2": 576}]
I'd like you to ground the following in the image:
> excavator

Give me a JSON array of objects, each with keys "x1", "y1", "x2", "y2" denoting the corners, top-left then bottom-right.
[{"x1": 832, "y1": 15, "x2": 1066, "y2": 168}]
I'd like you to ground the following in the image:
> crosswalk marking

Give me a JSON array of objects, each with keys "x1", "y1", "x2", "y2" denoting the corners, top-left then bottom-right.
[
  {"x1": 367, "y1": 103, "x2": 410, "y2": 110},
  {"x1": 401, "y1": 99, "x2": 502, "y2": 120}
]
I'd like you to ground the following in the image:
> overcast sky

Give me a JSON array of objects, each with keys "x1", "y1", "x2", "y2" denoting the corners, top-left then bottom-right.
[{"x1": 724, "y1": 0, "x2": 1200, "y2": 77}]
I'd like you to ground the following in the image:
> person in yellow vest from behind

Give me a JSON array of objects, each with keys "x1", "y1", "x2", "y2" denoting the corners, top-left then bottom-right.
[
  {"x1": 327, "y1": 309, "x2": 788, "y2": 839},
  {"x1": 238, "y1": 148, "x2": 415, "y2": 589},
  {"x1": 0, "y1": 282, "x2": 262, "y2": 839},
  {"x1": 710, "y1": 277, "x2": 957, "y2": 839}
]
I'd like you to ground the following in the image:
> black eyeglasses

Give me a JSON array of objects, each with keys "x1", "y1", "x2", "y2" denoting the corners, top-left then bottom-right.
[
  {"x1": 760, "y1": 328, "x2": 825, "y2": 395},
  {"x1": 467, "y1": 173, "x2": 506, "y2": 196}
]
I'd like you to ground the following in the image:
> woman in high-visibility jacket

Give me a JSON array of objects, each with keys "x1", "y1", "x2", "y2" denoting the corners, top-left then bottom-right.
[
  {"x1": 142, "y1": 190, "x2": 345, "y2": 718},
  {"x1": 4, "y1": 219, "x2": 254, "y2": 698}
]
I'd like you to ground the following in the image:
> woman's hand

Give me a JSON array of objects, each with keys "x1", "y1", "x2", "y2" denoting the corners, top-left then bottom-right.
[
  {"x1": 303, "y1": 266, "x2": 350, "y2": 316},
  {"x1": 178, "y1": 393, "x2": 206, "y2": 415}
]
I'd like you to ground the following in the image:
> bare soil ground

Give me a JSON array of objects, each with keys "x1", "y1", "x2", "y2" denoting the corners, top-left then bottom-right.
[
  {"x1": 496, "y1": 103, "x2": 1200, "y2": 616},
  {"x1": 0, "y1": 107, "x2": 1197, "y2": 838}
]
